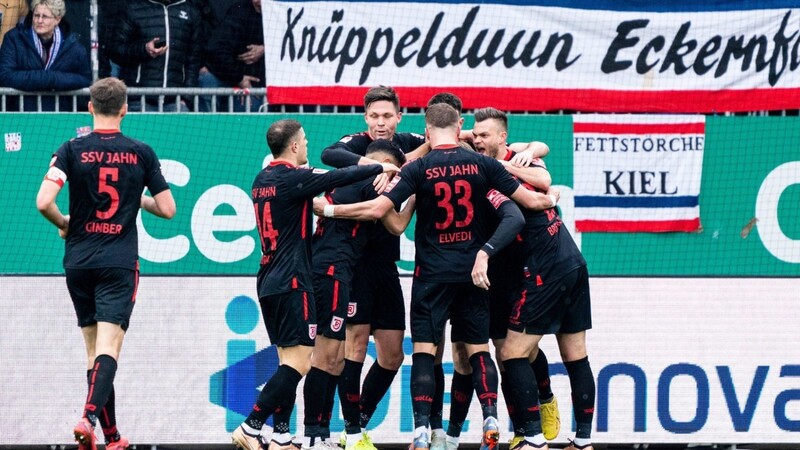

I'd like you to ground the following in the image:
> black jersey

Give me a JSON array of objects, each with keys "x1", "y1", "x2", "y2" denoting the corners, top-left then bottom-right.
[
  {"x1": 311, "y1": 176, "x2": 378, "y2": 284},
  {"x1": 252, "y1": 161, "x2": 382, "y2": 297},
  {"x1": 383, "y1": 145, "x2": 521, "y2": 282},
  {"x1": 518, "y1": 182, "x2": 586, "y2": 285},
  {"x1": 48, "y1": 130, "x2": 169, "y2": 270},
  {"x1": 322, "y1": 131, "x2": 425, "y2": 262}
]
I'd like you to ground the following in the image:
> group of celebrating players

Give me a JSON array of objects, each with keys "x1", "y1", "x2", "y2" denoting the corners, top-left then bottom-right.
[{"x1": 36, "y1": 79, "x2": 594, "y2": 450}]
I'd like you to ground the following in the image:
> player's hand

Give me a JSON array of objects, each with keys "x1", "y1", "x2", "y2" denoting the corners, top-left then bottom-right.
[
  {"x1": 146, "y1": 38, "x2": 167, "y2": 58},
  {"x1": 58, "y1": 215, "x2": 70, "y2": 239},
  {"x1": 372, "y1": 172, "x2": 391, "y2": 194},
  {"x1": 379, "y1": 162, "x2": 401, "y2": 174},
  {"x1": 509, "y1": 151, "x2": 537, "y2": 167},
  {"x1": 547, "y1": 188, "x2": 560, "y2": 203},
  {"x1": 312, "y1": 196, "x2": 330, "y2": 217},
  {"x1": 471, "y1": 250, "x2": 490, "y2": 290}
]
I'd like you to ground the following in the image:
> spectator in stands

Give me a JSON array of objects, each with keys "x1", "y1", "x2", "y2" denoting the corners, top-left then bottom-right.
[
  {"x1": 0, "y1": 0, "x2": 91, "y2": 111},
  {"x1": 200, "y1": 0, "x2": 264, "y2": 112},
  {"x1": 0, "y1": 0, "x2": 29, "y2": 47},
  {"x1": 97, "y1": 0, "x2": 127, "y2": 78},
  {"x1": 108, "y1": 0, "x2": 202, "y2": 112}
]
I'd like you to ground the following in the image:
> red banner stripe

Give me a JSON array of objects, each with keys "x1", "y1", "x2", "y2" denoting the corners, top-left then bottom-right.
[
  {"x1": 576, "y1": 218, "x2": 700, "y2": 233},
  {"x1": 573, "y1": 123, "x2": 705, "y2": 134},
  {"x1": 267, "y1": 86, "x2": 800, "y2": 113}
]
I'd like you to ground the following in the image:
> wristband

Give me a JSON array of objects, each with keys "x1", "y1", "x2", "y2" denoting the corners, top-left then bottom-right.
[
  {"x1": 323, "y1": 204, "x2": 336, "y2": 218},
  {"x1": 547, "y1": 194, "x2": 557, "y2": 208}
]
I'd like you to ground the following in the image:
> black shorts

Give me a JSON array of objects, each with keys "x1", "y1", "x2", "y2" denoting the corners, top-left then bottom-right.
[
  {"x1": 488, "y1": 281, "x2": 518, "y2": 341},
  {"x1": 313, "y1": 274, "x2": 350, "y2": 341},
  {"x1": 349, "y1": 259, "x2": 405, "y2": 331},
  {"x1": 66, "y1": 267, "x2": 139, "y2": 332},
  {"x1": 259, "y1": 290, "x2": 316, "y2": 347},
  {"x1": 507, "y1": 265, "x2": 592, "y2": 335},
  {"x1": 410, "y1": 279, "x2": 489, "y2": 346}
]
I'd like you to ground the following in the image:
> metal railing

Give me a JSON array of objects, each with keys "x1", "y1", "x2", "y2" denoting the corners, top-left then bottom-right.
[{"x1": 0, "y1": 87, "x2": 797, "y2": 115}]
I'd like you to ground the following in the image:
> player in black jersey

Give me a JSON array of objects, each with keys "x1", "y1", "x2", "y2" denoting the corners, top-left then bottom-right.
[
  {"x1": 232, "y1": 120, "x2": 400, "y2": 450},
  {"x1": 320, "y1": 86, "x2": 427, "y2": 450},
  {"x1": 324, "y1": 104, "x2": 558, "y2": 450},
  {"x1": 301, "y1": 140, "x2": 414, "y2": 450},
  {"x1": 36, "y1": 77, "x2": 176, "y2": 450},
  {"x1": 498, "y1": 163, "x2": 594, "y2": 450}
]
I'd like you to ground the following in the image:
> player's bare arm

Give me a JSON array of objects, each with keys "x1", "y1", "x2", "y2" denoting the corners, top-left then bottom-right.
[
  {"x1": 509, "y1": 185, "x2": 559, "y2": 211},
  {"x1": 36, "y1": 179, "x2": 68, "y2": 235},
  {"x1": 508, "y1": 141, "x2": 550, "y2": 166},
  {"x1": 380, "y1": 195, "x2": 416, "y2": 236},
  {"x1": 403, "y1": 141, "x2": 431, "y2": 163},
  {"x1": 141, "y1": 190, "x2": 176, "y2": 219},
  {"x1": 324, "y1": 195, "x2": 395, "y2": 222},
  {"x1": 500, "y1": 159, "x2": 552, "y2": 191}
]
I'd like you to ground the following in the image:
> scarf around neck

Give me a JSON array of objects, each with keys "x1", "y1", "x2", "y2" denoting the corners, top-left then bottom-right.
[{"x1": 31, "y1": 25, "x2": 62, "y2": 70}]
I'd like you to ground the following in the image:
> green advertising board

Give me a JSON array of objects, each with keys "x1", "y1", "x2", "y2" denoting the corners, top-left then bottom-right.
[{"x1": 1, "y1": 113, "x2": 797, "y2": 276}]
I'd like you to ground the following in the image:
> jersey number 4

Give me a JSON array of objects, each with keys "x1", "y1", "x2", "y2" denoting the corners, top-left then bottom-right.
[
  {"x1": 434, "y1": 180, "x2": 474, "y2": 230},
  {"x1": 255, "y1": 202, "x2": 279, "y2": 252}
]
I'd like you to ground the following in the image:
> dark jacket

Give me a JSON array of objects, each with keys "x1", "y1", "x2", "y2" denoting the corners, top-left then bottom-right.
[
  {"x1": 0, "y1": 22, "x2": 91, "y2": 91},
  {"x1": 109, "y1": 0, "x2": 202, "y2": 89},
  {"x1": 204, "y1": 0, "x2": 264, "y2": 87}
]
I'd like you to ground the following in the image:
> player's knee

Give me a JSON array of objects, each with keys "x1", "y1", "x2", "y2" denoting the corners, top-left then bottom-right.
[{"x1": 378, "y1": 349, "x2": 404, "y2": 370}]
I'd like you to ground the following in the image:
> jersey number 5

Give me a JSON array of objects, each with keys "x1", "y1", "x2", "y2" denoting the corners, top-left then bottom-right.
[
  {"x1": 255, "y1": 202, "x2": 279, "y2": 252},
  {"x1": 434, "y1": 180, "x2": 474, "y2": 230},
  {"x1": 96, "y1": 167, "x2": 120, "y2": 219}
]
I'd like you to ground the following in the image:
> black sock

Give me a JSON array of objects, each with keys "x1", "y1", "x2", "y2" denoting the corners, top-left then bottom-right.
[
  {"x1": 500, "y1": 371, "x2": 522, "y2": 433},
  {"x1": 87, "y1": 369, "x2": 120, "y2": 442},
  {"x1": 84, "y1": 355, "x2": 117, "y2": 428},
  {"x1": 503, "y1": 358, "x2": 541, "y2": 436},
  {"x1": 565, "y1": 356, "x2": 595, "y2": 439},
  {"x1": 321, "y1": 374, "x2": 339, "y2": 434},
  {"x1": 338, "y1": 359, "x2": 364, "y2": 434},
  {"x1": 245, "y1": 365, "x2": 302, "y2": 430},
  {"x1": 360, "y1": 362, "x2": 398, "y2": 429},
  {"x1": 531, "y1": 350, "x2": 553, "y2": 401},
  {"x1": 303, "y1": 367, "x2": 330, "y2": 438},
  {"x1": 469, "y1": 352, "x2": 498, "y2": 420},
  {"x1": 411, "y1": 353, "x2": 436, "y2": 429},
  {"x1": 429, "y1": 364, "x2": 445, "y2": 429},
  {"x1": 446, "y1": 371, "x2": 474, "y2": 437},
  {"x1": 273, "y1": 397, "x2": 296, "y2": 437}
]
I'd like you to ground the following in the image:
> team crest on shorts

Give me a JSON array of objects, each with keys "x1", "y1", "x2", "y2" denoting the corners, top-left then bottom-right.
[
  {"x1": 331, "y1": 316, "x2": 344, "y2": 332},
  {"x1": 308, "y1": 324, "x2": 317, "y2": 339},
  {"x1": 347, "y1": 302, "x2": 357, "y2": 317}
]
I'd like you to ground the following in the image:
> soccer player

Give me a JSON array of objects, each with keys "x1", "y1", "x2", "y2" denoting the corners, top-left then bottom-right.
[
  {"x1": 499, "y1": 163, "x2": 595, "y2": 450},
  {"x1": 470, "y1": 108, "x2": 562, "y2": 448},
  {"x1": 322, "y1": 103, "x2": 558, "y2": 450},
  {"x1": 302, "y1": 140, "x2": 414, "y2": 450},
  {"x1": 320, "y1": 86, "x2": 426, "y2": 450},
  {"x1": 231, "y1": 120, "x2": 400, "y2": 450},
  {"x1": 35, "y1": 77, "x2": 177, "y2": 450}
]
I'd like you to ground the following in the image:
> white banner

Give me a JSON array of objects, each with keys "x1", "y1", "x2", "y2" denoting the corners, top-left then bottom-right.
[
  {"x1": 262, "y1": 1, "x2": 800, "y2": 111},
  {"x1": 1, "y1": 277, "x2": 799, "y2": 445},
  {"x1": 573, "y1": 115, "x2": 705, "y2": 232}
]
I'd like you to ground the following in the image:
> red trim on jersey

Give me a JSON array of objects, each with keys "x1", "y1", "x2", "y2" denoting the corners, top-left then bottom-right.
[
  {"x1": 327, "y1": 265, "x2": 335, "y2": 276},
  {"x1": 351, "y1": 221, "x2": 360, "y2": 238},
  {"x1": 332, "y1": 280, "x2": 340, "y2": 311},
  {"x1": 93, "y1": 129, "x2": 120, "y2": 134},
  {"x1": 502, "y1": 147, "x2": 515, "y2": 161},
  {"x1": 303, "y1": 291, "x2": 309, "y2": 320},
  {"x1": 301, "y1": 202, "x2": 308, "y2": 238},
  {"x1": 536, "y1": 275, "x2": 544, "y2": 286},
  {"x1": 292, "y1": 277, "x2": 298, "y2": 289},
  {"x1": 432, "y1": 144, "x2": 460, "y2": 151},
  {"x1": 414, "y1": 266, "x2": 420, "y2": 278},
  {"x1": 269, "y1": 160, "x2": 296, "y2": 168}
]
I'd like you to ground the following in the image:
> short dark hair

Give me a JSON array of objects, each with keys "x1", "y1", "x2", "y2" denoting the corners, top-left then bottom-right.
[
  {"x1": 266, "y1": 119, "x2": 303, "y2": 157},
  {"x1": 364, "y1": 85, "x2": 399, "y2": 111},
  {"x1": 427, "y1": 92, "x2": 462, "y2": 114},
  {"x1": 473, "y1": 107, "x2": 508, "y2": 132},
  {"x1": 425, "y1": 103, "x2": 459, "y2": 130},
  {"x1": 89, "y1": 77, "x2": 127, "y2": 116},
  {"x1": 366, "y1": 139, "x2": 406, "y2": 166}
]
